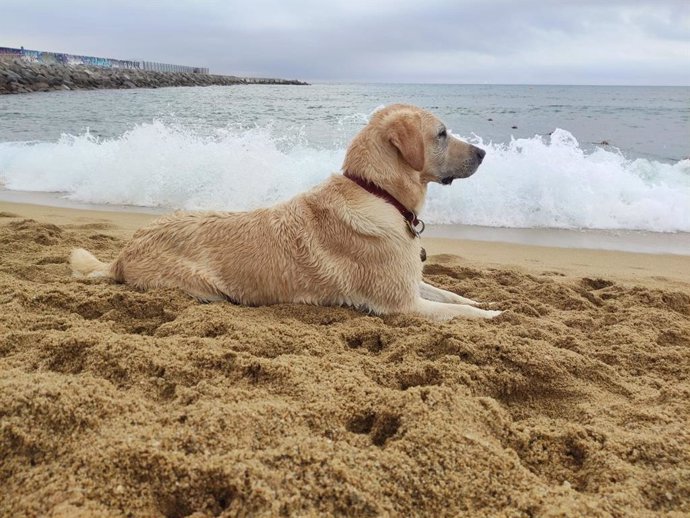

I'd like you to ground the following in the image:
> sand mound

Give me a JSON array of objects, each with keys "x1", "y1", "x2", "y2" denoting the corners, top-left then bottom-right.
[{"x1": 1, "y1": 216, "x2": 689, "y2": 517}]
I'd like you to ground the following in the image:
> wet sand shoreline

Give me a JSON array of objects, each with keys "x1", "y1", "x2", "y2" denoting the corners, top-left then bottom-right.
[{"x1": 2, "y1": 189, "x2": 689, "y2": 256}]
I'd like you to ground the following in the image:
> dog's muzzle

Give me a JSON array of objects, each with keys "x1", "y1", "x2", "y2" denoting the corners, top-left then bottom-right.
[{"x1": 440, "y1": 145, "x2": 486, "y2": 185}]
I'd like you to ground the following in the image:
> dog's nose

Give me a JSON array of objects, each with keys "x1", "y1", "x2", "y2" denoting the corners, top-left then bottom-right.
[{"x1": 474, "y1": 146, "x2": 486, "y2": 164}]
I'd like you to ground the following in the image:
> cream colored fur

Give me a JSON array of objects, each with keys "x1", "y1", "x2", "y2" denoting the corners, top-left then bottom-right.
[
  {"x1": 70, "y1": 248, "x2": 111, "y2": 278},
  {"x1": 70, "y1": 104, "x2": 501, "y2": 320}
]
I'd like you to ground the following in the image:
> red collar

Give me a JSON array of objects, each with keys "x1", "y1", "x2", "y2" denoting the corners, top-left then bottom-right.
[{"x1": 343, "y1": 171, "x2": 425, "y2": 237}]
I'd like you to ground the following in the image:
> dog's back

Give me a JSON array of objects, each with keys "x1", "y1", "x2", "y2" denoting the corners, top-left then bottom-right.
[{"x1": 70, "y1": 177, "x2": 422, "y2": 313}]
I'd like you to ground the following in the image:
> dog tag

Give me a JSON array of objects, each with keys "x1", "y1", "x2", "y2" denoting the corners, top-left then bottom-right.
[{"x1": 420, "y1": 247, "x2": 427, "y2": 262}]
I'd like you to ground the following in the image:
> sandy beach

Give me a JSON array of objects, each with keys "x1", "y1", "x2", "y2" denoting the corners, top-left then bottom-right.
[{"x1": 1, "y1": 199, "x2": 689, "y2": 517}]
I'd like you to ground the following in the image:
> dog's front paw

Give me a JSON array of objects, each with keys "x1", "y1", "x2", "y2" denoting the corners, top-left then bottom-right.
[
  {"x1": 450, "y1": 305, "x2": 503, "y2": 320},
  {"x1": 447, "y1": 293, "x2": 480, "y2": 306},
  {"x1": 461, "y1": 307, "x2": 502, "y2": 319}
]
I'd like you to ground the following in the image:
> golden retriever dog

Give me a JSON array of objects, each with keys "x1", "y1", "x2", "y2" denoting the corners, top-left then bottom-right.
[{"x1": 70, "y1": 104, "x2": 501, "y2": 320}]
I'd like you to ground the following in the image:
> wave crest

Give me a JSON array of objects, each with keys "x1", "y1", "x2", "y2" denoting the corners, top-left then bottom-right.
[{"x1": 1, "y1": 122, "x2": 688, "y2": 232}]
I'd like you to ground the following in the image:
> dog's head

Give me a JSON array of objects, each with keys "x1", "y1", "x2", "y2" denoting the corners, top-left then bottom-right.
[{"x1": 343, "y1": 104, "x2": 485, "y2": 190}]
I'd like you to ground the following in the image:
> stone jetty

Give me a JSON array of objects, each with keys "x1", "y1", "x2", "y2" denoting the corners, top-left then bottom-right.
[{"x1": 0, "y1": 59, "x2": 307, "y2": 94}]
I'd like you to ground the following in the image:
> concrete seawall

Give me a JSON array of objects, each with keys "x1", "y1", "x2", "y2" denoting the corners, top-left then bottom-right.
[{"x1": 0, "y1": 59, "x2": 308, "y2": 94}]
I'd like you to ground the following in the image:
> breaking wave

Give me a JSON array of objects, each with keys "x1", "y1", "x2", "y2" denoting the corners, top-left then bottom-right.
[{"x1": 1, "y1": 121, "x2": 688, "y2": 232}]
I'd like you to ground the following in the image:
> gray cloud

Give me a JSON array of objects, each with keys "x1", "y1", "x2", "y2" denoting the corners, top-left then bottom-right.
[{"x1": 1, "y1": 0, "x2": 688, "y2": 84}]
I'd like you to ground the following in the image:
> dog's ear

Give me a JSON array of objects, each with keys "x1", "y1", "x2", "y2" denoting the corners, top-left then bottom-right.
[{"x1": 387, "y1": 114, "x2": 425, "y2": 171}]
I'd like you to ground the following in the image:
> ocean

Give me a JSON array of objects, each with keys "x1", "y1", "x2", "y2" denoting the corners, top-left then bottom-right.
[{"x1": 0, "y1": 83, "x2": 688, "y2": 235}]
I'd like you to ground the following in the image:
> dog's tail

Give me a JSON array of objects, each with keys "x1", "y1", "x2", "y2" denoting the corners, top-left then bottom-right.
[{"x1": 69, "y1": 248, "x2": 113, "y2": 279}]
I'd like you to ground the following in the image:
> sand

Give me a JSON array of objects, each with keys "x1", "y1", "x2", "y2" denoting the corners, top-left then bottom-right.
[{"x1": 1, "y1": 200, "x2": 689, "y2": 517}]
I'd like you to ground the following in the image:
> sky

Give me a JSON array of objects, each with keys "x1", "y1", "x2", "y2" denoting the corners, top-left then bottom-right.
[{"x1": 1, "y1": 0, "x2": 689, "y2": 85}]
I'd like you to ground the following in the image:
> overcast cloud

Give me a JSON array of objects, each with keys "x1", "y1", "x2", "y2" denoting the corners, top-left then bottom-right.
[{"x1": 1, "y1": 0, "x2": 688, "y2": 84}]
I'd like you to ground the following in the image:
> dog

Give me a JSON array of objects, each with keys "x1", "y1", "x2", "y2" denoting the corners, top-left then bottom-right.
[{"x1": 70, "y1": 104, "x2": 501, "y2": 320}]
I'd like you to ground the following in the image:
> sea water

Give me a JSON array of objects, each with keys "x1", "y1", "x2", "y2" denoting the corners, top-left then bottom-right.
[{"x1": 0, "y1": 83, "x2": 688, "y2": 233}]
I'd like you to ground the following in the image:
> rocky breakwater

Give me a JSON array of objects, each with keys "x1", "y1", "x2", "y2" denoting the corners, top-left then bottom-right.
[{"x1": 0, "y1": 59, "x2": 307, "y2": 94}]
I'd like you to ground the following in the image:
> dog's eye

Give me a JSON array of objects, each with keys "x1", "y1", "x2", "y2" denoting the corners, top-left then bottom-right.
[{"x1": 438, "y1": 128, "x2": 447, "y2": 139}]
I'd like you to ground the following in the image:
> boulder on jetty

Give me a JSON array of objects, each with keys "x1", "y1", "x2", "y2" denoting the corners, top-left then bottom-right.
[{"x1": 0, "y1": 59, "x2": 307, "y2": 94}]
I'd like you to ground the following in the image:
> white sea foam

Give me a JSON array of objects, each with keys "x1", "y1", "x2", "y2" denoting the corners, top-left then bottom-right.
[
  {"x1": 0, "y1": 121, "x2": 688, "y2": 232},
  {"x1": 427, "y1": 129, "x2": 690, "y2": 232}
]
